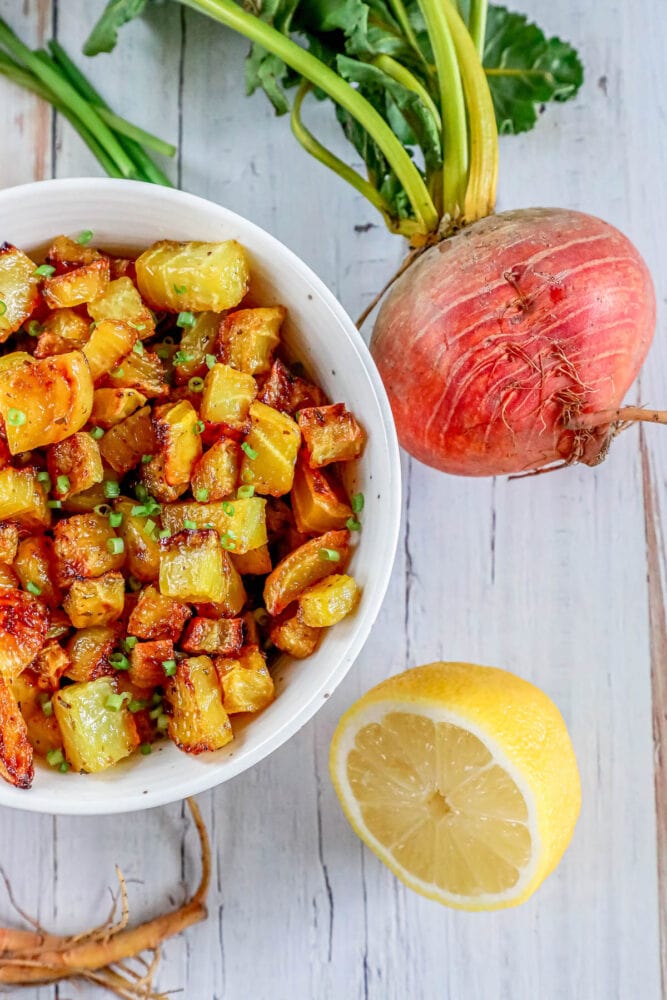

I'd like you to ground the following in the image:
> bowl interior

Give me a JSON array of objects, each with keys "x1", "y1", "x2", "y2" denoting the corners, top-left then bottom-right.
[{"x1": 0, "y1": 179, "x2": 401, "y2": 814}]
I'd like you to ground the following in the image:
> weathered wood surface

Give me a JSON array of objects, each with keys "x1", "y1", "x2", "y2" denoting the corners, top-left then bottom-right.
[{"x1": 0, "y1": 1, "x2": 664, "y2": 997}]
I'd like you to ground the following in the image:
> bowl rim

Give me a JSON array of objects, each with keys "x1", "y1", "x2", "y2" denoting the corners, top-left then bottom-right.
[{"x1": 0, "y1": 177, "x2": 402, "y2": 814}]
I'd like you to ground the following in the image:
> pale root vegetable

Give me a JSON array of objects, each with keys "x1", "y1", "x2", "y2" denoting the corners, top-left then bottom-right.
[{"x1": 371, "y1": 209, "x2": 656, "y2": 476}]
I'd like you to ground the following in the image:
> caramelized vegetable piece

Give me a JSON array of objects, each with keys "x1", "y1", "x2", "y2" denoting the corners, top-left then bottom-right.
[
  {"x1": 258, "y1": 358, "x2": 328, "y2": 415},
  {"x1": 127, "y1": 584, "x2": 191, "y2": 641},
  {"x1": 0, "y1": 351, "x2": 93, "y2": 453},
  {"x1": 0, "y1": 244, "x2": 39, "y2": 342},
  {"x1": 53, "y1": 676, "x2": 139, "y2": 772},
  {"x1": 231, "y1": 544, "x2": 272, "y2": 575},
  {"x1": 172, "y1": 312, "x2": 219, "y2": 384},
  {"x1": 270, "y1": 609, "x2": 322, "y2": 659},
  {"x1": 0, "y1": 673, "x2": 34, "y2": 788},
  {"x1": 297, "y1": 404, "x2": 365, "y2": 467},
  {"x1": 215, "y1": 646, "x2": 274, "y2": 714},
  {"x1": 47, "y1": 432, "x2": 103, "y2": 499},
  {"x1": 200, "y1": 363, "x2": 256, "y2": 429},
  {"x1": 63, "y1": 570, "x2": 125, "y2": 628},
  {"x1": 159, "y1": 528, "x2": 226, "y2": 603},
  {"x1": 153, "y1": 399, "x2": 202, "y2": 485},
  {"x1": 107, "y1": 350, "x2": 168, "y2": 399},
  {"x1": 99, "y1": 404, "x2": 156, "y2": 475},
  {"x1": 264, "y1": 529, "x2": 350, "y2": 615},
  {"x1": 83, "y1": 318, "x2": 138, "y2": 382},
  {"x1": 129, "y1": 639, "x2": 175, "y2": 688},
  {"x1": 32, "y1": 641, "x2": 70, "y2": 691},
  {"x1": 0, "y1": 564, "x2": 17, "y2": 587},
  {"x1": 61, "y1": 478, "x2": 112, "y2": 514},
  {"x1": 136, "y1": 240, "x2": 249, "y2": 313},
  {"x1": 298, "y1": 573, "x2": 360, "y2": 626},
  {"x1": 33, "y1": 308, "x2": 90, "y2": 358},
  {"x1": 0, "y1": 523, "x2": 18, "y2": 563},
  {"x1": 192, "y1": 551, "x2": 246, "y2": 617},
  {"x1": 65, "y1": 625, "x2": 118, "y2": 682},
  {"x1": 180, "y1": 616, "x2": 244, "y2": 656},
  {"x1": 0, "y1": 467, "x2": 50, "y2": 530},
  {"x1": 14, "y1": 535, "x2": 62, "y2": 609},
  {"x1": 88, "y1": 276, "x2": 155, "y2": 337},
  {"x1": 12, "y1": 669, "x2": 62, "y2": 758},
  {"x1": 46, "y1": 609, "x2": 73, "y2": 642},
  {"x1": 42, "y1": 257, "x2": 110, "y2": 309},
  {"x1": 240, "y1": 401, "x2": 301, "y2": 497},
  {"x1": 115, "y1": 499, "x2": 161, "y2": 583},
  {"x1": 0, "y1": 585, "x2": 49, "y2": 681},
  {"x1": 47, "y1": 234, "x2": 101, "y2": 269},
  {"x1": 140, "y1": 451, "x2": 188, "y2": 503},
  {"x1": 161, "y1": 498, "x2": 267, "y2": 555},
  {"x1": 53, "y1": 513, "x2": 124, "y2": 584},
  {"x1": 291, "y1": 453, "x2": 352, "y2": 534},
  {"x1": 215, "y1": 306, "x2": 284, "y2": 375},
  {"x1": 90, "y1": 387, "x2": 147, "y2": 428},
  {"x1": 191, "y1": 438, "x2": 239, "y2": 501},
  {"x1": 165, "y1": 655, "x2": 233, "y2": 754}
]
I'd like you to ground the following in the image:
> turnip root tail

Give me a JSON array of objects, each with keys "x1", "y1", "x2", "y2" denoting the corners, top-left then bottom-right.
[
  {"x1": 0, "y1": 796, "x2": 210, "y2": 998},
  {"x1": 571, "y1": 406, "x2": 667, "y2": 429}
]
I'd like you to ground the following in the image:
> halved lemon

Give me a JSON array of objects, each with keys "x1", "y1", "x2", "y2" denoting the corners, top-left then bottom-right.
[{"x1": 330, "y1": 662, "x2": 581, "y2": 910}]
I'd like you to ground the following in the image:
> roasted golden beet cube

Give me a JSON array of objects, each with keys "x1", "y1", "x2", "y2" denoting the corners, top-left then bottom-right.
[
  {"x1": 0, "y1": 585, "x2": 49, "y2": 681},
  {"x1": 136, "y1": 240, "x2": 249, "y2": 313},
  {"x1": 99, "y1": 404, "x2": 156, "y2": 475},
  {"x1": 46, "y1": 609, "x2": 72, "y2": 642},
  {"x1": 14, "y1": 535, "x2": 62, "y2": 609},
  {"x1": 0, "y1": 564, "x2": 17, "y2": 587},
  {"x1": 61, "y1": 478, "x2": 112, "y2": 514},
  {"x1": 129, "y1": 639, "x2": 174, "y2": 689},
  {"x1": 172, "y1": 312, "x2": 219, "y2": 384},
  {"x1": 88, "y1": 276, "x2": 155, "y2": 338},
  {"x1": 231, "y1": 544, "x2": 271, "y2": 575},
  {"x1": 46, "y1": 234, "x2": 101, "y2": 269},
  {"x1": 53, "y1": 676, "x2": 139, "y2": 773},
  {"x1": 140, "y1": 451, "x2": 188, "y2": 504},
  {"x1": 42, "y1": 257, "x2": 110, "y2": 309},
  {"x1": 180, "y1": 616, "x2": 244, "y2": 656},
  {"x1": 291, "y1": 453, "x2": 352, "y2": 534},
  {"x1": 34, "y1": 308, "x2": 90, "y2": 358},
  {"x1": 83, "y1": 318, "x2": 138, "y2": 382},
  {"x1": 215, "y1": 646, "x2": 274, "y2": 714},
  {"x1": 12, "y1": 669, "x2": 62, "y2": 758},
  {"x1": 215, "y1": 306, "x2": 284, "y2": 376},
  {"x1": 298, "y1": 573, "x2": 360, "y2": 626},
  {"x1": 63, "y1": 571, "x2": 125, "y2": 628},
  {"x1": 192, "y1": 551, "x2": 246, "y2": 618},
  {"x1": 47, "y1": 433, "x2": 103, "y2": 500},
  {"x1": 32, "y1": 641, "x2": 70, "y2": 691},
  {"x1": 165, "y1": 655, "x2": 232, "y2": 754},
  {"x1": 0, "y1": 468, "x2": 50, "y2": 530},
  {"x1": 258, "y1": 358, "x2": 327, "y2": 415},
  {"x1": 0, "y1": 673, "x2": 33, "y2": 787},
  {"x1": 297, "y1": 404, "x2": 365, "y2": 467},
  {"x1": 200, "y1": 363, "x2": 257, "y2": 429},
  {"x1": 263, "y1": 529, "x2": 350, "y2": 615},
  {"x1": 240, "y1": 401, "x2": 301, "y2": 497},
  {"x1": 107, "y1": 350, "x2": 168, "y2": 399},
  {"x1": 0, "y1": 243, "x2": 39, "y2": 342},
  {"x1": 191, "y1": 438, "x2": 239, "y2": 501},
  {"x1": 53, "y1": 513, "x2": 124, "y2": 585},
  {"x1": 90, "y1": 387, "x2": 147, "y2": 428},
  {"x1": 114, "y1": 500, "x2": 160, "y2": 583},
  {"x1": 0, "y1": 522, "x2": 18, "y2": 564},
  {"x1": 0, "y1": 351, "x2": 93, "y2": 453},
  {"x1": 159, "y1": 529, "x2": 226, "y2": 603},
  {"x1": 270, "y1": 609, "x2": 322, "y2": 659},
  {"x1": 127, "y1": 584, "x2": 191, "y2": 641},
  {"x1": 161, "y1": 497, "x2": 267, "y2": 555},
  {"x1": 65, "y1": 625, "x2": 118, "y2": 682},
  {"x1": 153, "y1": 399, "x2": 201, "y2": 486}
]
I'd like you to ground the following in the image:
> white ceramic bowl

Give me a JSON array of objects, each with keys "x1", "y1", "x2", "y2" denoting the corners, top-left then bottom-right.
[{"x1": 0, "y1": 178, "x2": 401, "y2": 815}]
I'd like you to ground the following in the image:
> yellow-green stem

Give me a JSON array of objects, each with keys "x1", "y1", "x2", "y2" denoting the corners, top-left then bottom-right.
[{"x1": 371, "y1": 54, "x2": 442, "y2": 131}]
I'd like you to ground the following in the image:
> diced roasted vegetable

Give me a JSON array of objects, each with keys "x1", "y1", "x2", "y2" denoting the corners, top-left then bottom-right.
[
  {"x1": 161, "y1": 497, "x2": 267, "y2": 555},
  {"x1": 34, "y1": 308, "x2": 90, "y2": 358},
  {"x1": 0, "y1": 585, "x2": 49, "y2": 681},
  {"x1": 231, "y1": 544, "x2": 272, "y2": 575},
  {"x1": 0, "y1": 523, "x2": 18, "y2": 564},
  {"x1": 61, "y1": 478, "x2": 110, "y2": 514},
  {"x1": 53, "y1": 513, "x2": 124, "y2": 584},
  {"x1": 192, "y1": 551, "x2": 246, "y2": 617},
  {"x1": 53, "y1": 676, "x2": 139, "y2": 772},
  {"x1": 90, "y1": 387, "x2": 147, "y2": 428},
  {"x1": 200, "y1": 363, "x2": 256, "y2": 429},
  {"x1": 165, "y1": 655, "x2": 232, "y2": 753},
  {"x1": 14, "y1": 535, "x2": 62, "y2": 609},
  {"x1": 270, "y1": 609, "x2": 322, "y2": 659},
  {"x1": 298, "y1": 574, "x2": 360, "y2": 626},
  {"x1": 0, "y1": 673, "x2": 34, "y2": 787},
  {"x1": 12, "y1": 669, "x2": 61, "y2": 758},
  {"x1": 32, "y1": 642, "x2": 70, "y2": 691},
  {"x1": 297, "y1": 404, "x2": 365, "y2": 467},
  {"x1": 127, "y1": 584, "x2": 191, "y2": 641},
  {"x1": 258, "y1": 358, "x2": 328, "y2": 415},
  {"x1": 215, "y1": 646, "x2": 274, "y2": 714},
  {"x1": 0, "y1": 351, "x2": 93, "y2": 453},
  {"x1": 159, "y1": 529, "x2": 226, "y2": 603},
  {"x1": 46, "y1": 609, "x2": 72, "y2": 642},
  {"x1": 291, "y1": 453, "x2": 352, "y2": 534},
  {"x1": 140, "y1": 451, "x2": 188, "y2": 503},
  {"x1": 264, "y1": 529, "x2": 350, "y2": 615},
  {"x1": 83, "y1": 318, "x2": 137, "y2": 382},
  {"x1": 106, "y1": 350, "x2": 168, "y2": 399},
  {"x1": 0, "y1": 243, "x2": 39, "y2": 342},
  {"x1": 129, "y1": 639, "x2": 175, "y2": 689},
  {"x1": 191, "y1": 439, "x2": 239, "y2": 502},
  {"x1": 172, "y1": 312, "x2": 219, "y2": 384},
  {"x1": 240, "y1": 401, "x2": 301, "y2": 497},
  {"x1": 46, "y1": 234, "x2": 101, "y2": 269},
  {"x1": 152, "y1": 399, "x2": 201, "y2": 486},
  {"x1": 114, "y1": 499, "x2": 160, "y2": 583},
  {"x1": 88, "y1": 276, "x2": 155, "y2": 337},
  {"x1": 0, "y1": 564, "x2": 17, "y2": 587},
  {"x1": 136, "y1": 240, "x2": 249, "y2": 313},
  {"x1": 47, "y1": 432, "x2": 103, "y2": 499},
  {"x1": 99, "y1": 405, "x2": 156, "y2": 475},
  {"x1": 65, "y1": 625, "x2": 118, "y2": 682},
  {"x1": 0, "y1": 467, "x2": 50, "y2": 530},
  {"x1": 63, "y1": 570, "x2": 125, "y2": 628},
  {"x1": 42, "y1": 257, "x2": 110, "y2": 309},
  {"x1": 180, "y1": 616, "x2": 244, "y2": 656},
  {"x1": 214, "y1": 306, "x2": 284, "y2": 376}
]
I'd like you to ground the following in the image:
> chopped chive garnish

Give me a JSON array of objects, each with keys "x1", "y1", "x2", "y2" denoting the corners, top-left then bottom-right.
[
  {"x1": 122, "y1": 636, "x2": 138, "y2": 651},
  {"x1": 111, "y1": 367, "x2": 125, "y2": 378},
  {"x1": 318, "y1": 547, "x2": 341, "y2": 562},
  {"x1": 0, "y1": 301, "x2": 6, "y2": 316},
  {"x1": 162, "y1": 659, "x2": 177, "y2": 676},
  {"x1": 241, "y1": 442, "x2": 258, "y2": 460},
  {"x1": 46, "y1": 748, "x2": 65, "y2": 768},
  {"x1": 132, "y1": 341, "x2": 145, "y2": 354},
  {"x1": 220, "y1": 533, "x2": 236, "y2": 551},
  {"x1": 241, "y1": 467, "x2": 254, "y2": 483},
  {"x1": 203, "y1": 522, "x2": 214, "y2": 529},
  {"x1": 26, "y1": 581, "x2": 42, "y2": 596},
  {"x1": 173, "y1": 284, "x2": 187, "y2": 294},
  {"x1": 351, "y1": 492, "x2": 365, "y2": 513},
  {"x1": 144, "y1": 518, "x2": 157, "y2": 538},
  {"x1": 76, "y1": 229, "x2": 94, "y2": 244},
  {"x1": 109, "y1": 511, "x2": 123, "y2": 528},
  {"x1": 159, "y1": 528, "x2": 171, "y2": 539},
  {"x1": 37, "y1": 470, "x2": 51, "y2": 490},
  {"x1": 194, "y1": 420, "x2": 205, "y2": 435},
  {"x1": 176, "y1": 313, "x2": 195, "y2": 329},
  {"x1": 105, "y1": 691, "x2": 131, "y2": 711},
  {"x1": 183, "y1": 519, "x2": 197, "y2": 530},
  {"x1": 188, "y1": 376, "x2": 204, "y2": 392},
  {"x1": 135, "y1": 484, "x2": 148, "y2": 501},
  {"x1": 205, "y1": 354, "x2": 216, "y2": 369},
  {"x1": 156, "y1": 713, "x2": 169, "y2": 732},
  {"x1": 148, "y1": 706, "x2": 162, "y2": 720},
  {"x1": 141, "y1": 453, "x2": 154, "y2": 464},
  {"x1": 174, "y1": 352, "x2": 194, "y2": 366},
  {"x1": 127, "y1": 575, "x2": 143, "y2": 592},
  {"x1": 129, "y1": 698, "x2": 149, "y2": 713},
  {"x1": 40, "y1": 697, "x2": 53, "y2": 717},
  {"x1": 104, "y1": 480, "x2": 120, "y2": 499},
  {"x1": 27, "y1": 320, "x2": 42, "y2": 337},
  {"x1": 156, "y1": 346, "x2": 170, "y2": 360},
  {"x1": 56, "y1": 475, "x2": 70, "y2": 495},
  {"x1": 222, "y1": 501, "x2": 235, "y2": 516},
  {"x1": 107, "y1": 537, "x2": 124, "y2": 555},
  {"x1": 47, "y1": 500, "x2": 62, "y2": 509},
  {"x1": 237, "y1": 485, "x2": 255, "y2": 499},
  {"x1": 140, "y1": 742, "x2": 153, "y2": 754},
  {"x1": 89, "y1": 425, "x2": 105, "y2": 440},
  {"x1": 7, "y1": 408, "x2": 26, "y2": 427},
  {"x1": 195, "y1": 488, "x2": 209, "y2": 502},
  {"x1": 131, "y1": 504, "x2": 147, "y2": 516},
  {"x1": 346, "y1": 517, "x2": 362, "y2": 531},
  {"x1": 34, "y1": 264, "x2": 55, "y2": 277},
  {"x1": 151, "y1": 692, "x2": 163, "y2": 706},
  {"x1": 59, "y1": 760, "x2": 70, "y2": 773},
  {"x1": 109, "y1": 651, "x2": 130, "y2": 670}
]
